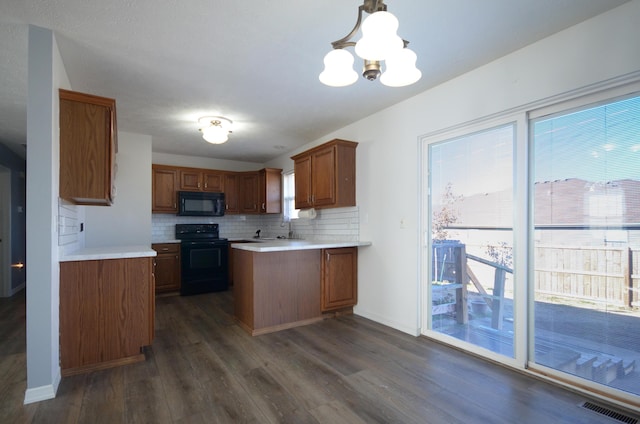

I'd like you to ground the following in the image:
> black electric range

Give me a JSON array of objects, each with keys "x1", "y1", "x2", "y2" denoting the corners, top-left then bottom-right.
[{"x1": 175, "y1": 224, "x2": 229, "y2": 295}]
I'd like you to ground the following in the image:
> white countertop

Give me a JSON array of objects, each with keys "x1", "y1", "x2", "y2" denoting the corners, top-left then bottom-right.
[
  {"x1": 60, "y1": 245, "x2": 157, "y2": 262},
  {"x1": 152, "y1": 239, "x2": 181, "y2": 244},
  {"x1": 231, "y1": 239, "x2": 371, "y2": 252}
]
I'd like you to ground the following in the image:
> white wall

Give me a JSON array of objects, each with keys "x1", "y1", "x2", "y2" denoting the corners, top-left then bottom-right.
[
  {"x1": 84, "y1": 132, "x2": 152, "y2": 247},
  {"x1": 25, "y1": 25, "x2": 70, "y2": 403},
  {"x1": 265, "y1": 0, "x2": 640, "y2": 336},
  {"x1": 153, "y1": 151, "x2": 260, "y2": 172}
]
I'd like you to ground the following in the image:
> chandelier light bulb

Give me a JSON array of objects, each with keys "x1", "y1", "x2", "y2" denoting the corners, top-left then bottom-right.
[
  {"x1": 319, "y1": 49, "x2": 358, "y2": 87},
  {"x1": 380, "y1": 48, "x2": 422, "y2": 87},
  {"x1": 355, "y1": 11, "x2": 403, "y2": 61}
]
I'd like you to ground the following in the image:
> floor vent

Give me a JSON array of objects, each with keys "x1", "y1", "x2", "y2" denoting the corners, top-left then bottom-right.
[{"x1": 580, "y1": 401, "x2": 638, "y2": 424}]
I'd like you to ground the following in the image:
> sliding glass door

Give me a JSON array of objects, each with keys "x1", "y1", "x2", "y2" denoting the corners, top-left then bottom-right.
[
  {"x1": 423, "y1": 91, "x2": 640, "y2": 402},
  {"x1": 427, "y1": 123, "x2": 516, "y2": 358},
  {"x1": 530, "y1": 95, "x2": 640, "y2": 396}
]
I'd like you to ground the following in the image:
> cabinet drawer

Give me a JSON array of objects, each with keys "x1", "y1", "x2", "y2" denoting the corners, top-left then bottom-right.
[{"x1": 152, "y1": 243, "x2": 180, "y2": 254}]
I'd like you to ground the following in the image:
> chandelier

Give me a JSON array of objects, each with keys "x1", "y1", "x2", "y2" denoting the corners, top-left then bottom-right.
[
  {"x1": 198, "y1": 116, "x2": 233, "y2": 144},
  {"x1": 319, "y1": 0, "x2": 421, "y2": 87}
]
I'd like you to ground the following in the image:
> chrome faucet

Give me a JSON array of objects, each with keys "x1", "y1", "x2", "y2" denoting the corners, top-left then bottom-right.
[{"x1": 254, "y1": 229, "x2": 261, "y2": 239}]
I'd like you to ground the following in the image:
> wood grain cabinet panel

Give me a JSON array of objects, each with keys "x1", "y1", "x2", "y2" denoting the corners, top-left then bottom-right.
[
  {"x1": 239, "y1": 172, "x2": 260, "y2": 213},
  {"x1": 291, "y1": 139, "x2": 357, "y2": 210},
  {"x1": 259, "y1": 168, "x2": 282, "y2": 214},
  {"x1": 321, "y1": 247, "x2": 358, "y2": 311},
  {"x1": 152, "y1": 165, "x2": 178, "y2": 213},
  {"x1": 241, "y1": 168, "x2": 282, "y2": 214},
  {"x1": 59, "y1": 89, "x2": 117, "y2": 205},
  {"x1": 293, "y1": 154, "x2": 313, "y2": 209},
  {"x1": 223, "y1": 173, "x2": 239, "y2": 213},
  {"x1": 152, "y1": 243, "x2": 181, "y2": 293},
  {"x1": 60, "y1": 257, "x2": 154, "y2": 375},
  {"x1": 203, "y1": 171, "x2": 224, "y2": 192},
  {"x1": 179, "y1": 169, "x2": 225, "y2": 192},
  {"x1": 151, "y1": 165, "x2": 281, "y2": 214},
  {"x1": 233, "y1": 249, "x2": 321, "y2": 335},
  {"x1": 179, "y1": 169, "x2": 203, "y2": 191}
]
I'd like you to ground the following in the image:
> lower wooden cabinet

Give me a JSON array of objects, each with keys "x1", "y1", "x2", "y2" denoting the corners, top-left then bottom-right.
[
  {"x1": 322, "y1": 247, "x2": 358, "y2": 311},
  {"x1": 321, "y1": 247, "x2": 358, "y2": 311},
  {"x1": 152, "y1": 243, "x2": 181, "y2": 293},
  {"x1": 59, "y1": 257, "x2": 154, "y2": 375}
]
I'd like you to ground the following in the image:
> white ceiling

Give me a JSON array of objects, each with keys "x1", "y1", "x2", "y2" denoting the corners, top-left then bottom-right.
[{"x1": 0, "y1": 0, "x2": 630, "y2": 163}]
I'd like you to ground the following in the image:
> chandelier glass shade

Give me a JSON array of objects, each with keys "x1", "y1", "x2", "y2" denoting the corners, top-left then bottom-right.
[
  {"x1": 319, "y1": 49, "x2": 359, "y2": 87},
  {"x1": 319, "y1": 0, "x2": 421, "y2": 88},
  {"x1": 198, "y1": 116, "x2": 233, "y2": 144},
  {"x1": 354, "y1": 11, "x2": 403, "y2": 61}
]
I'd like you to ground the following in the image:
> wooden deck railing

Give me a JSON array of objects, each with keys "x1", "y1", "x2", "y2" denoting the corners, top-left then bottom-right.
[
  {"x1": 462, "y1": 245, "x2": 639, "y2": 329},
  {"x1": 466, "y1": 253, "x2": 512, "y2": 329}
]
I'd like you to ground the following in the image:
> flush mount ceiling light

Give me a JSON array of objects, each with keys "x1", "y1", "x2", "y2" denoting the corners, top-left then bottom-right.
[
  {"x1": 198, "y1": 116, "x2": 233, "y2": 144},
  {"x1": 319, "y1": 0, "x2": 421, "y2": 87}
]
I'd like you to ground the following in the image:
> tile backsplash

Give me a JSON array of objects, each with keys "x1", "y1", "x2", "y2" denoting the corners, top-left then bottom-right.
[
  {"x1": 151, "y1": 206, "x2": 359, "y2": 242},
  {"x1": 58, "y1": 198, "x2": 85, "y2": 256}
]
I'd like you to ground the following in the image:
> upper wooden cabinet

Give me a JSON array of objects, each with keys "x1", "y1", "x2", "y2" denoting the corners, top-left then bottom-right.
[
  {"x1": 291, "y1": 139, "x2": 357, "y2": 210},
  {"x1": 179, "y1": 169, "x2": 224, "y2": 192},
  {"x1": 223, "y1": 173, "x2": 239, "y2": 213},
  {"x1": 239, "y1": 172, "x2": 260, "y2": 213},
  {"x1": 259, "y1": 168, "x2": 282, "y2": 214},
  {"x1": 151, "y1": 165, "x2": 281, "y2": 214},
  {"x1": 152, "y1": 165, "x2": 178, "y2": 213},
  {"x1": 239, "y1": 168, "x2": 282, "y2": 214},
  {"x1": 223, "y1": 169, "x2": 284, "y2": 214},
  {"x1": 59, "y1": 89, "x2": 117, "y2": 205}
]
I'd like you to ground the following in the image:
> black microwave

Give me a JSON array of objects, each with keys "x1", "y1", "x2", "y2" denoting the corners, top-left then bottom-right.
[{"x1": 177, "y1": 191, "x2": 225, "y2": 216}]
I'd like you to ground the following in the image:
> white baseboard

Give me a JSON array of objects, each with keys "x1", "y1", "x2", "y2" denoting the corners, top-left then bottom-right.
[
  {"x1": 9, "y1": 282, "x2": 25, "y2": 297},
  {"x1": 23, "y1": 368, "x2": 61, "y2": 404},
  {"x1": 353, "y1": 308, "x2": 421, "y2": 337}
]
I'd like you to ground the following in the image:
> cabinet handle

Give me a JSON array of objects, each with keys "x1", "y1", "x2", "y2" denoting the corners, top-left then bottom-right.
[
  {"x1": 262, "y1": 203, "x2": 265, "y2": 210},
  {"x1": 161, "y1": 248, "x2": 169, "y2": 251},
  {"x1": 326, "y1": 252, "x2": 330, "y2": 262},
  {"x1": 204, "y1": 183, "x2": 208, "y2": 188},
  {"x1": 173, "y1": 203, "x2": 176, "y2": 208},
  {"x1": 198, "y1": 182, "x2": 201, "y2": 188}
]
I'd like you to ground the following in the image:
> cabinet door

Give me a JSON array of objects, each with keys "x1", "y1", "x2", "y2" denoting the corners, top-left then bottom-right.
[
  {"x1": 60, "y1": 257, "x2": 153, "y2": 373},
  {"x1": 294, "y1": 155, "x2": 313, "y2": 209},
  {"x1": 59, "y1": 89, "x2": 116, "y2": 205},
  {"x1": 322, "y1": 247, "x2": 358, "y2": 311},
  {"x1": 203, "y1": 171, "x2": 224, "y2": 192},
  {"x1": 311, "y1": 145, "x2": 337, "y2": 207},
  {"x1": 154, "y1": 252, "x2": 181, "y2": 292},
  {"x1": 152, "y1": 166, "x2": 178, "y2": 213},
  {"x1": 180, "y1": 169, "x2": 202, "y2": 191},
  {"x1": 259, "y1": 168, "x2": 282, "y2": 214},
  {"x1": 240, "y1": 172, "x2": 259, "y2": 213},
  {"x1": 224, "y1": 173, "x2": 239, "y2": 213}
]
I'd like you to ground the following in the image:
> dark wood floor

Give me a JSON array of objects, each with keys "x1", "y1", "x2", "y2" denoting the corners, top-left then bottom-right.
[{"x1": 1, "y1": 288, "x2": 636, "y2": 423}]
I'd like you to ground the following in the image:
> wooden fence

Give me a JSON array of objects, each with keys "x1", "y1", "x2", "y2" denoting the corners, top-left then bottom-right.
[{"x1": 535, "y1": 245, "x2": 639, "y2": 308}]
